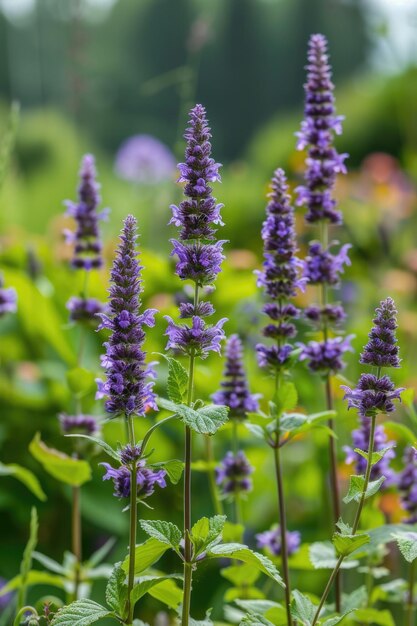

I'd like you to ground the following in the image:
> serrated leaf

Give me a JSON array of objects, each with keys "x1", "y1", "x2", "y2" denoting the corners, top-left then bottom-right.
[
  {"x1": 130, "y1": 574, "x2": 182, "y2": 608},
  {"x1": 106, "y1": 563, "x2": 128, "y2": 617},
  {"x1": 290, "y1": 589, "x2": 315, "y2": 625},
  {"x1": 0, "y1": 462, "x2": 47, "y2": 501},
  {"x1": 152, "y1": 459, "x2": 183, "y2": 485},
  {"x1": 67, "y1": 367, "x2": 96, "y2": 397},
  {"x1": 332, "y1": 532, "x2": 369, "y2": 557},
  {"x1": 392, "y1": 531, "x2": 417, "y2": 563},
  {"x1": 279, "y1": 413, "x2": 307, "y2": 431},
  {"x1": 343, "y1": 475, "x2": 385, "y2": 504},
  {"x1": 208, "y1": 543, "x2": 284, "y2": 586},
  {"x1": 147, "y1": 577, "x2": 183, "y2": 608},
  {"x1": 191, "y1": 515, "x2": 226, "y2": 556},
  {"x1": 166, "y1": 356, "x2": 189, "y2": 403},
  {"x1": 336, "y1": 519, "x2": 353, "y2": 536},
  {"x1": 140, "y1": 520, "x2": 182, "y2": 551},
  {"x1": 309, "y1": 542, "x2": 358, "y2": 570},
  {"x1": 354, "y1": 446, "x2": 395, "y2": 467},
  {"x1": 121, "y1": 538, "x2": 169, "y2": 575},
  {"x1": 30, "y1": 433, "x2": 91, "y2": 487},
  {"x1": 50, "y1": 599, "x2": 115, "y2": 625},
  {"x1": 65, "y1": 434, "x2": 120, "y2": 461},
  {"x1": 157, "y1": 398, "x2": 228, "y2": 434}
]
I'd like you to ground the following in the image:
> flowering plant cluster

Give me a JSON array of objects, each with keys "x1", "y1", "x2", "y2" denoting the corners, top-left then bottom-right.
[{"x1": 1, "y1": 32, "x2": 416, "y2": 626}]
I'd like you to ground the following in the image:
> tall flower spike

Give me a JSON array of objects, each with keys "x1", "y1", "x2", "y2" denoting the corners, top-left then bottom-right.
[
  {"x1": 342, "y1": 298, "x2": 404, "y2": 419},
  {"x1": 97, "y1": 215, "x2": 157, "y2": 417},
  {"x1": 212, "y1": 334, "x2": 260, "y2": 419},
  {"x1": 296, "y1": 33, "x2": 347, "y2": 224},
  {"x1": 215, "y1": 450, "x2": 254, "y2": 496},
  {"x1": 64, "y1": 154, "x2": 108, "y2": 270},
  {"x1": 166, "y1": 104, "x2": 226, "y2": 356},
  {"x1": 256, "y1": 168, "x2": 305, "y2": 370}
]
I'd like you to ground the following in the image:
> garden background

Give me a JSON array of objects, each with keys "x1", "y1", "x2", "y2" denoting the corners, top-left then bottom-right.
[{"x1": 0, "y1": 0, "x2": 417, "y2": 623}]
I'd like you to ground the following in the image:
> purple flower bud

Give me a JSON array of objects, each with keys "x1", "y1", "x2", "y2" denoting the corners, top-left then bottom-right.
[
  {"x1": 256, "y1": 343, "x2": 294, "y2": 370},
  {"x1": 212, "y1": 334, "x2": 260, "y2": 419},
  {"x1": 101, "y1": 460, "x2": 166, "y2": 499},
  {"x1": 360, "y1": 297, "x2": 401, "y2": 368},
  {"x1": 64, "y1": 154, "x2": 108, "y2": 270},
  {"x1": 119, "y1": 443, "x2": 142, "y2": 465},
  {"x1": 66, "y1": 296, "x2": 104, "y2": 325},
  {"x1": 97, "y1": 215, "x2": 158, "y2": 417},
  {"x1": 344, "y1": 416, "x2": 396, "y2": 485},
  {"x1": 303, "y1": 242, "x2": 351, "y2": 286},
  {"x1": 179, "y1": 301, "x2": 215, "y2": 319},
  {"x1": 114, "y1": 134, "x2": 175, "y2": 184},
  {"x1": 341, "y1": 374, "x2": 404, "y2": 418},
  {"x1": 164, "y1": 315, "x2": 226, "y2": 359},
  {"x1": 59, "y1": 413, "x2": 99, "y2": 436},
  {"x1": 296, "y1": 34, "x2": 348, "y2": 224},
  {"x1": 399, "y1": 447, "x2": 417, "y2": 523},
  {"x1": 256, "y1": 526, "x2": 301, "y2": 557},
  {"x1": 215, "y1": 450, "x2": 254, "y2": 495},
  {"x1": 299, "y1": 335, "x2": 353, "y2": 375}
]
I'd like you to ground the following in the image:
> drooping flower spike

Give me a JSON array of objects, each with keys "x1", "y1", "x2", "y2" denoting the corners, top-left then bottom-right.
[
  {"x1": 64, "y1": 154, "x2": 108, "y2": 270},
  {"x1": 212, "y1": 334, "x2": 260, "y2": 419},
  {"x1": 97, "y1": 215, "x2": 157, "y2": 417},
  {"x1": 256, "y1": 168, "x2": 305, "y2": 370}
]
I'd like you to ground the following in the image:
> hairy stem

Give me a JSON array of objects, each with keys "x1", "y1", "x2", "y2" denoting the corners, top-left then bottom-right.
[
  {"x1": 72, "y1": 485, "x2": 82, "y2": 600},
  {"x1": 311, "y1": 414, "x2": 377, "y2": 625},
  {"x1": 406, "y1": 559, "x2": 416, "y2": 626},
  {"x1": 126, "y1": 415, "x2": 137, "y2": 625}
]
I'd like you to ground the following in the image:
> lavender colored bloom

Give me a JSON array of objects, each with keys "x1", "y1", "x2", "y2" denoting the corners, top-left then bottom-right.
[
  {"x1": 303, "y1": 242, "x2": 351, "y2": 286},
  {"x1": 296, "y1": 34, "x2": 348, "y2": 224},
  {"x1": 115, "y1": 134, "x2": 175, "y2": 184},
  {"x1": 59, "y1": 413, "x2": 99, "y2": 436},
  {"x1": 305, "y1": 304, "x2": 346, "y2": 328},
  {"x1": 0, "y1": 275, "x2": 17, "y2": 317},
  {"x1": 299, "y1": 335, "x2": 353, "y2": 375},
  {"x1": 101, "y1": 460, "x2": 166, "y2": 499},
  {"x1": 256, "y1": 169, "x2": 304, "y2": 372},
  {"x1": 342, "y1": 374, "x2": 403, "y2": 418},
  {"x1": 179, "y1": 301, "x2": 214, "y2": 319},
  {"x1": 164, "y1": 315, "x2": 226, "y2": 359},
  {"x1": 64, "y1": 154, "x2": 108, "y2": 270},
  {"x1": 360, "y1": 297, "x2": 401, "y2": 368},
  {"x1": 344, "y1": 416, "x2": 396, "y2": 485},
  {"x1": 66, "y1": 296, "x2": 104, "y2": 325},
  {"x1": 398, "y1": 447, "x2": 417, "y2": 523},
  {"x1": 215, "y1": 450, "x2": 254, "y2": 495},
  {"x1": 120, "y1": 443, "x2": 142, "y2": 465},
  {"x1": 97, "y1": 215, "x2": 158, "y2": 417},
  {"x1": 256, "y1": 526, "x2": 301, "y2": 557},
  {"x1": 170, "y1": 239, "x2": 226, "y2": 285},
  {"x1": 212, "y1": 334, "x2": 260, "y2": 419}
]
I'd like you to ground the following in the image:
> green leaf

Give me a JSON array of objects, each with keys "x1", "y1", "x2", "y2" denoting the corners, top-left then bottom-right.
[
  {"x1": 157, "y1": 398, "x2": 228, "y2": 434},
  {"x1": 130, "y1": 574, "x2": 182, "y2": 608},
  {"x1": 139, "y1": 520, "x2": 182, "y2": 551},
  {"x1": 342, "y1": 585, "x2": 368, "y2": 612},
  {"x1": 221, "y1": 563, "x2": 261, "y2": 586},
  {"x1": 0, "y1": 570, "x2": 65, "y2": 597},
  {"x1": 147, "y1": 577, "x2": 183, "y2": 608},
  {"x1": 151, "y1": 459, "x2": 183, "y2": 485},
  {"x1": 50, "y1": 599, "x2": 116, "y2": 625},
  {"x1": 321, "y1": 611, "x2": 355, "y2": 626},
  {"x1": 244, "y1": 422, "x2": 266, "y2": 440},
  {"x1": 353, "y1": 608, "x2": 395, "y2": 625},
  {"x1": 332, "y1": 532, "x2": 369, "y2": 557},
  {"x1": 240, "y1": 614, "x2": 274, "y2": 626},
  {"x1": 165, "y1": 356, "x2": 189, "y2": 404},
  {"x1": 191, "y1": 515, "x2": 226, "y2": 556},
  {"x1": 222, "y1": 521, "x2": 245, "y2": 543},
  {"x1": 384, "y1": 421, "x2": 416, "y2": 444},
  {"x1": 208, "y1": 543, "x2": 284, "y2": 586},
  {"x1": 354, "y1": 446, "x2": 395, "y2": 467},
  {"x1": 121, "y1": 538, "x2": 169, "y2": 575},
  {"x1": 86, "y1": 537, "x2": 117, "y2": 568},
  {"x1": 18, "y1": 507, "x2": 38, "y2": 609},
  {"x1": 32, "y1": 552, "x2": 66, "y2": 575},
  {"x1": 65, "y1": 434, "x2": 120, "y2": 461},
  {"x1": 106, "y1": 563, "x2": 128, "y2": 618},
  {"x1": 29, "y1": 433, "x2": 91, "y2": 487},
  {"x1": 274, "y1": 381, "x2": 298, "y2": 414},
  {"x1": 0, "y1": 462, "x2": 46, "y2": 501},
  {"x1": 343, "y1": 475, "x2": 385, "y2": 504},
  {"x1": 66, "y1": 367, "x2": 96, "y2": 397},
  {"x1": 309, "y1": 542, "x2": 358, "y2": 570},
  {"x1": 290, "y1": 590, "x2": 315, "y2": 625},
  {"x1": 392, "y1": 531, "x2": 417, "y2": 563}
]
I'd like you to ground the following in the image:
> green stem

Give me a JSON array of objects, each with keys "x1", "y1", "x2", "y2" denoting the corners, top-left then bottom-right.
[
  {"x1": 205, "y1": 436, "x2": 224, "y2": 516},
  {"x1": 182, "y1": 283, "x2": 199, "y2": 626},
  {"x1": 14, "y1": 606, "x2": 38, "y2": 626},
  {"x1": 126, "y1": 416, "x2": 137, "y2": 625},
  {"x1": 406, "y1": 559, "x2": 416, "y2": 626},
  {"x1": 72, "y1": 485, "x2": 82, "y2": 600},
  {"x1": 232, "y1": 420, "x2": 241, "y2": 525},
  {"x1": 311, "y1": 414, "x2": 377, "y2": 625}
]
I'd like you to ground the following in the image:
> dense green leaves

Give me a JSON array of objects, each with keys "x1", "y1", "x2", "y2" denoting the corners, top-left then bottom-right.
[
  {"x1": 165, "y1": 356, "x2": 189, "y2": 403},
  {"x1": 208, "y1": 543, "x2": 284, "y2": 586},
  {"x1": 105, "y1": 563, "x2": 128, "y2": 617},
  {"x1": 191, "y1": 515, "x2": 226, "y2": 556},
  {"x1": 290, "y1": 590, "x2": 316, "y2": 625},
  {"x1": 139, "y1": 520, "x2": 182, "y2": 552},
  {"x1": 121, "y1": 538, "x2": 169, "y2": 575},
  {"x1": 50, "y1": 599, "x2": 116, "y2": 625},
  {"x1": 29, "y1": 432, "x2": 91, "y2": 486},
  {"x1": 332, "y1": 531, "x2": 369, "y2": 557},
  {"x1": 130, "y1": 574, "x2": 182, "y2": 608},
  {"x1": 0, "y1": 461, "x2": 46, "y2": 501},
  {"x1": 157, "y1": 398, "x2": 228, "y2": 434},
  {"x1": 343, "y1": 475, "x2": 385, "y2": 504}
]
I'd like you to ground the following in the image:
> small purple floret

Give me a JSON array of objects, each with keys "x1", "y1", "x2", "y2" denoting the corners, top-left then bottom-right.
[
  {"x1": 215, "y1": 450, "x2": 254, "y2": 495},
  {"x1": 303, "y1": 242, "x2": 351, "y2": 286},
  {"x1": 164, "y1": 315, "x2": 226, "y2": 359},
  {"x1": 342, "y1": 374, "x2": 403, "y2": 418},
  {"x1": 299, "y1": 335, "x2": 353, "y2": 374},
  {"x1": 102, "y1": 460, "x2": 166, "y2": 499},
  {"x1": 59, "y1": 413, "x2": 99, "y2": 436},
  {"x1": 256, "y1": 526, "x2": 301, "y2": 557},
  {"x1": 66, "y1": 296, "x2": 104, "y2": 324}
]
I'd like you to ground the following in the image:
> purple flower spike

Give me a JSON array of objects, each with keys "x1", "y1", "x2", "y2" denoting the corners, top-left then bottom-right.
[
  {"x1": 256, "y1": 526, "x2": 301, "y2": 557},
  {"x1": 101, "y1": 460, "x2": 166, "y2": 499},
  {"x1": 303, "y1": 242, "x2": 351, "y2": 286},
  {"x1": 344, "y1": 416, "x2": 396, "y2": 486},
  {"x1": 299, "y1": 335, "x2": 353, "y2": 375},
  {"x1": 170, "y1": 239, "x2": 226, "y2": 286},
  {"x1": 66, "y1": 296, "x2": 104, "y2": 325},
  {"x1": 399, "y1": 447, "x2": 417, "y2": 524},
  {"x1": 97, "y1": 215, "x2": 158, "y2": 417},
  {"x1": 0, "y1": 275, "x2": 17, "y2": 317},
  {"x1": 360, "y1": 297, "x2": 401, "y2": 368},
  {"x1": 59, "y1": 413, "x2": 99, "y2": 436},
  {"x1": 341, "y1": 374, "x2": 404, "y2": 418},
  {"x1": 215, "y1": 450, "x2": 254, "y2": 495},
  {"x1": 164, "y1": 315, "x2": 226, "y2": 359},
  {"x1": 256, "y1": 169, "x2": 304, "y2": 372},
  {"x1": 212, "y1": 334, "x2": 260, "y2": 419},
  {"x1": 64, "y1": 154, "x2": 108, "y2": 270},
  {"x1": 296, "y1": 34, "x2": 348, "y2": 224}
]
